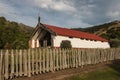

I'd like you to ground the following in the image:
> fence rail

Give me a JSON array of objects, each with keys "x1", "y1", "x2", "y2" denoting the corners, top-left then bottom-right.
[{"x1": 0, "y1": 48, "x2": 120, "y2": 80}]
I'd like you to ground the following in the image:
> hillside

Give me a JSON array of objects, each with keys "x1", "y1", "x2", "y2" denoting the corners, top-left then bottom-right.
[
  {"x1": 0, "y1": 17, "x2": 34, "y2": 49},
  {"x1": 73, "y1": 21, "x2": 120, "y2": 48}
]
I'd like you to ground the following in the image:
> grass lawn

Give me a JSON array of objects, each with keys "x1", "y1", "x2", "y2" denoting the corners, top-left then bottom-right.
[{"x1": 66, "y1": 64, "x2": 120, "y2": 80}]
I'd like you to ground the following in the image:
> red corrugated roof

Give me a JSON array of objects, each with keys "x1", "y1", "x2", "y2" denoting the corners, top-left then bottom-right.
[{"x1": 44, "y1": 24, "x2": 108, "y2": 42}]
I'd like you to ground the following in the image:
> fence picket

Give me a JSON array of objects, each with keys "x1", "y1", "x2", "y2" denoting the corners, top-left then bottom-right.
[
  {"x1": 67, "y1": 49, "x2": 70, "y2": 68},
  {"x1": 53, "y1": 49, "x2": 56, "y2": 71},
  {"x1": 0, "y1": 50, "x2": 3, "y2": 80},
  {"x1": 38, "y1": 48, "x2": 42, "y2": 74},
  {"x1": 5, "y1": 50, "x2": 9, "y2": 79},
  {"x1": 23, "y1": 50, "x2": 27, "y2": 76},
  {"x1": 50, "y1": 49, "x2": 53, "y2": 72},
  {"x1": 59, "y1": 49, "x2": 61, "y2": 70},
  {"x1": 19, "y1": 50, "x2": 23, "y2": 76},
  {"x1": 27, "y1": 49, "x2": 31, "y2": 77},
  {"x1": 75, "y1": 49, "x2": 78, "y2": 68},
  {"x1": 35, "y1": 48, "x2": 39, "y2": 74},
  {"x1": 10, "y1": 50, "x2": 14, "y2": 78},
  {"x1": 42, "y1": 48, "x2": 46, "y2": 73},
  {"x1": 56, "y1": 48, "x2": 59, "y2": 70},
  {"x1": 64, "y1": 49, "x2": 67, "y2": 68},
  {"x1": 15, "y1": 50, "x2": 19, "y2": 76},
  {"x1": 46, "y1": 48, "x2": 49, "y2": 72},
  {"x1": 31, "y1": 49, "x2": 35, "y2": 75}
]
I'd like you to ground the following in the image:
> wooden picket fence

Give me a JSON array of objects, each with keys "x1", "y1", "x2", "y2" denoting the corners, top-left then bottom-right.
[{"x1": 0, "y1": 48, "x2": 120, "y2": 80}]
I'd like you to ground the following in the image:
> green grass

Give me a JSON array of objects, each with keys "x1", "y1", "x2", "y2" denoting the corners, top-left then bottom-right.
[{"x1": 66, "y1": 65, "x2": 120, "y2": 80}]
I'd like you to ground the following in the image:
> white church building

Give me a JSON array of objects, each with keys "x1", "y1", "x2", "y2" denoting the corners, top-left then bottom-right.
[{"x1": 29, "y1": 17, "x2": 110, "y2": 49}]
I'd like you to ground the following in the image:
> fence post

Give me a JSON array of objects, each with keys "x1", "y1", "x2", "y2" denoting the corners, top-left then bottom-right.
[
  {"x1": 59, "y1": 49, "x2": 62, "y2": 70},
  {"x1": 75, "y1": 49, "x2": 78, "y2": 68},
  {"x1": 94, "y1": 49, "x2": 97, "y2": 64},
  {"x1": 0, "y1": 50, "x2": 3, "y2": 80},
  {"x1": 78, "y1": 49, "x2": 81, "y2": 66},
  {"x1": 50, "y1": 49, "x2": 53, "y2": 72},
  {"x1": 71, "y1": 49, "x2": 74, "y2": 67},
  {"x1": 23, "y1": 49, "x2": 27, "y2": 76},
  {"x1": 56, "y1": 48, "x2": 59, "y2": 70},
  {"x1": 64, "y1": 49, "x2": 67, "y2": 68},
  {"x1": 62, "y1": 49, "x2": 65, "y2": 69},
  {"x1": 15, "y1": 49, "x2": 19, "y2": 76},
  {"x1": 67, "y1": 49, "x2": 70, "y2": 68},
  {"x1": 118, "y1": 48, "x2": 120, "y2": 59},
  {"x1": 38, "y1": 48, "x2": 42, "y2": 74},
  {"x1": 5, "y1": 50, "x2": 9, "y2": 79},
  {"x1": 61, "y1": 49, "x2": 63, "y2": 69},
  {"x1": 10, "y1": 49, "x2": 14, "y2": 79},
  {"x1": 81, "y1": 50, "x2": 84, "y2": 67},
  {"x1": 19, "y1": 49, "x2": 23, "y2": 76},
  {"x1": 31, "y1": 49, "x2": 35, "y2": 75},
  {"x1": 100, "y1": 49, "x2": 103, "y2": 63},
  {"x1": 42, "y1": 48, "x2": 46, "y2": 73},
  {"x1": 66, "y1": 49, "x2": 68, "y2": 68},
  {"x1": 86, "y1": 49, "x2": 90, "y2": 65},
  {"x1": 73, "y1": 49, "x2": 76, "y2": 67},
  {"x1": 97, "y1": 49, "x2": 101, "y2": 63},
  {"x1": 62, "y1": 49, "x2": 66, "y2": 69},
  {"x1": 35, "y1": 48, "x2": 39, "y2": 74},
  {"x1": 53, "y1": 48, "x2": 56, "y2": 71},
  {"x1": 27, "y1": 49, "x2": 31, "y2": 77},
  {"x1": 46, "y1": 48, "x2": 49, "y2": 72}
]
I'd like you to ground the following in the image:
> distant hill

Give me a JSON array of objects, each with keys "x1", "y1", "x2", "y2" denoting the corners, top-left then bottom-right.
[
  {"x1": 73, "y1": 21, "x2": 120, "y2": 48},
  {"x1": 0, "y1": 17, "x2": 34, "y2": 49}
]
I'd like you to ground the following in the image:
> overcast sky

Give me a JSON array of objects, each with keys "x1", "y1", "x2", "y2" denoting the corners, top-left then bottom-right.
[{"x1": 0, "y1": 0, "x2": 120, "y2": 28}]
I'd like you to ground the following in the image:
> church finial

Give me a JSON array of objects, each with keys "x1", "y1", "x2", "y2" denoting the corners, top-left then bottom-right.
[
  {"x1": 38, "y1": 16, "x2": 40, "y2": 24},
  {"x1": 38, "y1": 13, "x2": 40, "y2": 24}
]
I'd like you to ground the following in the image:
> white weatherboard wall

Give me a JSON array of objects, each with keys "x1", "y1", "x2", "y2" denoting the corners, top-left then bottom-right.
[{"x1": 53, "y1": 35, "x2": 110, "y2": 48}]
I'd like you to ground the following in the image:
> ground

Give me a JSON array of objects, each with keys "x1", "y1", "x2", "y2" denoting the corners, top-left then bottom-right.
[{"x1": 12, "y1": 61, "x2": 120, "y2": 80}]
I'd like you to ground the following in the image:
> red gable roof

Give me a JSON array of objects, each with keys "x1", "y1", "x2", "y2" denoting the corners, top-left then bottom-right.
[{"x1": 44, "y1": 24, "x2": 108, "y2": 42}]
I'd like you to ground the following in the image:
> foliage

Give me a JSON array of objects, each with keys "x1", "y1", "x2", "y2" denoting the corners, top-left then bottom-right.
[
  {"x1": 0, "y1": 17, "x2": 34, "y2": 49},
  {"x1": 60, "y1": 40, "x2": 72, "y2": 49}
]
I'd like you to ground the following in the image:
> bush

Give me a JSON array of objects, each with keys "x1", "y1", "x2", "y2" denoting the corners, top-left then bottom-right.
[
  {"x1": 60, "y1": 40, "x2": 72, "y2": 49},
  {"x1": 110, "y1": 39, "x2": 120, "y2": 48}
]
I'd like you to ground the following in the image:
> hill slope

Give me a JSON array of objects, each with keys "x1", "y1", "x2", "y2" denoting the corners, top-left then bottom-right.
[
  {"x1": 0, "y1": 17, "x2": 34, "y2": 49},
  {"x1": 74, "y1": 21, "x2": 120, "y2": 48}
]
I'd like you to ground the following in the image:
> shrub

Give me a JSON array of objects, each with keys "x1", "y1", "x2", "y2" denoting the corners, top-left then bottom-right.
[
  {"x1": 60, "y1": 40, "x2": 72, "y2": 49},
  {"x1": 110, "y1": 39, "x2": 120, "y2": 48}
]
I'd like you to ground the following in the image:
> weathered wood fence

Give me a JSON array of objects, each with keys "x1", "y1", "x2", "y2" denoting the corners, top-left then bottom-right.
[{"x1": 0, "y1": 48, "x2": 120, "y2": 80}]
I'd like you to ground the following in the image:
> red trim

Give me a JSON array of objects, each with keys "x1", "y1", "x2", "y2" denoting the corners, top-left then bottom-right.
[{"x1": 44, "y1": 24, "x2": 108, "y2": 42}]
